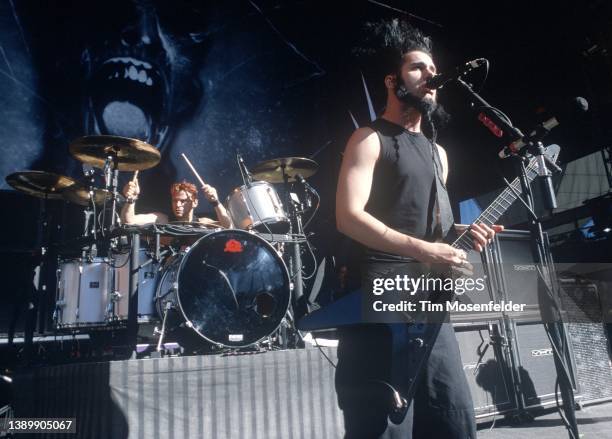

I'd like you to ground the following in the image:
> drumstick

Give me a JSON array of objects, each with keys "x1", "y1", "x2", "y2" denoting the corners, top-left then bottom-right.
[
  {"x1": 181, "y1": 153, "x2": 206, "y2": 187},
  {"x1": 131, "y1": 170, "x2": 139, "y2": 182}
]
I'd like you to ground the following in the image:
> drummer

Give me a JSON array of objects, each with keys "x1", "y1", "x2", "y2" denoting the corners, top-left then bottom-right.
[{"x1": 120, "y1": 176, "x2": 233, "y2": 228}]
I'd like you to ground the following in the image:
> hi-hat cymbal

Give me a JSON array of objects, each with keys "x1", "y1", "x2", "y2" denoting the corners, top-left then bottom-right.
[
  {"x1": 251, "y1": 157, "x2": 318, "y2": 183},
  {"x1": 6, "y1": 171, "x2": 78, "y2": 199},
  {"x1": 69, "y1": 135, "x2": 160, "y2": 171},
  {"x1": 62, "y1": 185, "x2": 125, "y2": 206}
]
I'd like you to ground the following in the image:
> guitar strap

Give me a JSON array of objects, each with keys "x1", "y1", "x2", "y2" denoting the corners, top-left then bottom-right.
[{"x1": 430, "y1": 141, "x2": 454, "y2": 241}]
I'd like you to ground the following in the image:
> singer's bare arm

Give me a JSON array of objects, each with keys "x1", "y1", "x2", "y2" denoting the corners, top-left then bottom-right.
[{"x1": 335, "y1": 128, "x2": 465, "y2": 265}]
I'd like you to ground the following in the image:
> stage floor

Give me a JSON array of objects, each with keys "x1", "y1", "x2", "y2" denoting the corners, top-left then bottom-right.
[
  {"x1": 478, "y1": 401, "x2": 612, "y2": 438},
  {"x1": 7, "y1": 346, "x2": 611, "y2": 438}
]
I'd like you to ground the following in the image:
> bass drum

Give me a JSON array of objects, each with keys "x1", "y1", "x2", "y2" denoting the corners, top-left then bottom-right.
[{"x1": 156, "y1": 229, "x2": 291, "y2": 348}]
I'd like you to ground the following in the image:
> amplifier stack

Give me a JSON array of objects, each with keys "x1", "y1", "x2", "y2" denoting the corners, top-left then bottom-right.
[{"x1": 452, "y1": 230, "x2": 612, "y2": 421}]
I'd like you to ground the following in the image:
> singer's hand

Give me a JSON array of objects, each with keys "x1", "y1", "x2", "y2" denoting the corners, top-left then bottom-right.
[
  {"x1": 201, "y1": 184, "x2": 219, "y2": 204},
  {"x1": 455, "y1": 223, "x2": 504, "y2": 252}
]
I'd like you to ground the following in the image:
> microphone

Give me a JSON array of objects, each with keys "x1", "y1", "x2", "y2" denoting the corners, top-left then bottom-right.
[
  {"x1": 294, "y1": 173, "x2": 307, "y2": 185},
  {"x1": 498, "y1": 97, "x2": 588, "y2": 159},
  {"x1": 426, "y1": 58, "x2": 487, "y2": 90},
  {"x1": 236, "y1": 152, "x2": 252, "y2": 185},
  {"x1": 295, "y1": 173, "x2": 316, "y2": 192}
]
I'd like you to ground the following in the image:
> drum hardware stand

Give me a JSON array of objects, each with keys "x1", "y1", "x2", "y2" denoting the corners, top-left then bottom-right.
[
  {"x1": 455, "y1": 77, "x2": 579, "y2": 438},
  {"x1": 19, "y1": 192, "x2": 54, "y2": 363},
  {"x1": 280, "y1": 165, "x2": 306, "y2": 318},
  {"x1": 102, "y1": 153, "x2": 121, "y2": 230},
  {"x1": 154, "y1": 301, "x2": 173, "y2": 355},
  {"x1": 82, "y1": 164, "x2": 98, "y2": 240},
  {"x1": 278, "y1": 309, "x2": 305, "y2": 349},
  {"x1": 125, "y1": 231, "x2": 140, "y2": 351}
]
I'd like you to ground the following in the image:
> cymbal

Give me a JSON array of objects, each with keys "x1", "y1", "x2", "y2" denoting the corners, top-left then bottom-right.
[
  {"x1": 69, "y1": 135, "x2": 160, "y2": 171},
  {"x1": 62, "y1": 185, "x2": 125, "y2": 206},
  {"x1": 251, "y1": 157, "x2": 318, "y2": 183},
  {"x1": 6, "y1": 171, "x2": 78, "y2": 199}
]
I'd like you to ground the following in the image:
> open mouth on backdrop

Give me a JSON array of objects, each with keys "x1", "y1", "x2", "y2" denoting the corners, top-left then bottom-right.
[{"x1": 86, "y1": 57, "x2": 169, "y2": 148}]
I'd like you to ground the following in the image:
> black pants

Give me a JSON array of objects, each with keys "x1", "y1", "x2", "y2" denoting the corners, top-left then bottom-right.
[
  {"x1": 336, "y1": 324, "x2": 476, "y2": 439},
  {"x1": 334, "y1": 261, "x2": 477, "y2": 439}
]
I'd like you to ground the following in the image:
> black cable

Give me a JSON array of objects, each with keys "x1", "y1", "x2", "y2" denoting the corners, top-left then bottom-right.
[
  {"x1": 555, "y1": 377, "x2": 579, "y2": 439},
  {"x1": 475, "y1": 58, "x2": 490, "y2": 93},
  {"x1": 312, "y1": 335, "x2": 337, "y2": 369}
]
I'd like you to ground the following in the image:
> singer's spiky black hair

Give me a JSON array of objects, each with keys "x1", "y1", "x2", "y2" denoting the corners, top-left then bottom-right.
[{"x1": 353, "y1": 18, "x2": 433, "y2": 77}]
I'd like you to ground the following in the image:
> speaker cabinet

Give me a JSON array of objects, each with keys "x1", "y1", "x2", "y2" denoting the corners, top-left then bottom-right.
[
  {"x1": 454, "y1": 320, "x2": 516, "y2": 419},
  {"x1": 511, "y1": 320, "x2": 572, "y2": 409},
  {"x1": 559, "y1": 278, "x2": 612, "y2": 404},
  {"x1": 491, "y1": 230, "x2": 541, "y2": 311}
]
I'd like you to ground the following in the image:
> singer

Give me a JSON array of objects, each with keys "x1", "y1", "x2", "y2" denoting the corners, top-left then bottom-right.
[{"x1": 335, "y1": 18, "x2": 502, "y2": 438}]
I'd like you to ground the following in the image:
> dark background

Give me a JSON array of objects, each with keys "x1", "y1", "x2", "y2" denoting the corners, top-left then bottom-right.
[
  {"x1": 0, "y1": 0, "x2": 612, "y2": 210},
  {"x1": 1, "y1": 0, "x2": 611, "y2": 257}
]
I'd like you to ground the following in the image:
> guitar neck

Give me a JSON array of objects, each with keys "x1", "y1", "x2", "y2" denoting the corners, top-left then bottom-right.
[{"x1": 451, "y1": 154, "x2": 547, "y2": 251}]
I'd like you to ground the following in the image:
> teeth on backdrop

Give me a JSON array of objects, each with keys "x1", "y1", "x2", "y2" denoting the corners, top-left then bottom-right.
[
  {"x1": 104, "y1": 57, "x2": 153, "y2": 70},
  {"x1": 138, "y1": 70, "x2": 147, "y2": 82},
  {"x1": 146, "y1": 78, "x2": 153, "y2": 86},
  {"x1": 128, "y1": 66, "x2": 138, "y2": 80}
]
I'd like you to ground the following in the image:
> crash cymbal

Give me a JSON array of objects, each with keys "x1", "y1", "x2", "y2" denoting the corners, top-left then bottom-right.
[
  {"x1": 69, "y1": 135, "x2": 160, "y2": 171},
  {"x1": 251, "y1": 157, "x2": 318, "y2": 183},
  {"x1": 62, "y1": 185, "x2": 125, "y2": 206},
  {"x1": 6, "y1": 171, "x2": 78, "y2": 199}
]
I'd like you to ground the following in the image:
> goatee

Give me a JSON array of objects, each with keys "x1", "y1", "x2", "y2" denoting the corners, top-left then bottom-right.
[
  {"x1": 399, "y1": 92, "x2": 447, "y2": 121},
  {"x1": 398, "y1": 89, "x2": 450, "y2": 142}
]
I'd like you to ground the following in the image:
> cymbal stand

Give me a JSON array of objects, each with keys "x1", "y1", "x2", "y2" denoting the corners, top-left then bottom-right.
[
  {"x1": 281, "y1": 166, "x2": 304, "y2": 307},
  {"x1": 102, "y1": 154, "x2": 123, "y2": 328},
  {"x1": 102, "y1": 154, "x2": 120, "y2": 230},
  {"x1": 82, "y1": 167, "x2": 97, "y2": 259},
  {"x1": 23, "y1": 193, "x2": 53, "y2": 362}
]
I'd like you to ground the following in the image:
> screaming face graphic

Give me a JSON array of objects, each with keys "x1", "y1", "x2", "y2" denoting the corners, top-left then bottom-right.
[{"x1": 80, "y1": 0, "x2": 210, "y2": 151}]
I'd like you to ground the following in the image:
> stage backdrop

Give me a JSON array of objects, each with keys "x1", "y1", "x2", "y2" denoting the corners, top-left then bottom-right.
[{"x1": 0, "y1": 0, "x2": 609, "y2": 234}]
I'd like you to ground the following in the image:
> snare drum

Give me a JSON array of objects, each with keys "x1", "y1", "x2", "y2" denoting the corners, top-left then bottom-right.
[
  {"x1": 55, "y1": 258, "x2": 114, "y2": 328},
  {"x1": 226, "y1": 181, "x2": 289, "y2": 233},
  {"x1": 155, "y1": 229, "x2": 291, "y2": 347}
]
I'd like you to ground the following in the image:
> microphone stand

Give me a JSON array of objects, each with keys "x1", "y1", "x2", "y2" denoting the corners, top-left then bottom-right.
[{"x1": 454, "y1": 78, "x2": 579, "y2": 438}]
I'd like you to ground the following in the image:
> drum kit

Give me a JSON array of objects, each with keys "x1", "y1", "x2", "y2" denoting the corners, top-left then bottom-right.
[{"x1": 6, "y1": 135, "x2": 320, "y2": 352}]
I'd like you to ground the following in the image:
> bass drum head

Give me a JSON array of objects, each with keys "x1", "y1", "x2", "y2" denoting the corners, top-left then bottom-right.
[{"x1": 176, "y1": 229, "x2": 290, "y2": 347}]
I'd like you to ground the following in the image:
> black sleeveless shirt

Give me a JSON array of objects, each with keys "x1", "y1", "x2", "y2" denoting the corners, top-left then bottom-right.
[{"x1": 364, "y1": 118, "x2": 454, "y2": 262}]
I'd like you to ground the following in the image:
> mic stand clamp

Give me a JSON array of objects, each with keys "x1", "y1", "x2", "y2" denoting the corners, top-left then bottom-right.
[{"x1": 527, "y1": 141, "x2": 558, "y2": 211}]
